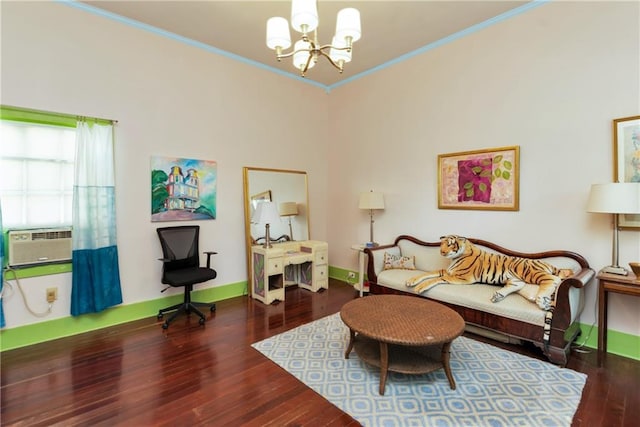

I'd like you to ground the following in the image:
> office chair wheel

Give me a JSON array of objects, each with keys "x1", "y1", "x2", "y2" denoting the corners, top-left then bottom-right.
[
  {"x1": 162, "y1": 322, "x2": 169, "y2": 329},
  {"x1": 210, "y1": 306, "x2": 216, "y2": 312},
  {"x1": 199, "y1": 317, "x2": 205, "y2": 325},
  {"x1": 157, "y1": 313, "x2": 163, "y2": 320}
]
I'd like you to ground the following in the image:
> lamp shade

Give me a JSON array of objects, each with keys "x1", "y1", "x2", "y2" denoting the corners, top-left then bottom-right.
[
  {"x1": 359, "y1": 191, "x2": 385, "y2": 210},
  {"x1": 251, "y1": 201, "x2": 281, "y2": 225},
  {"x1": 587, "y1": 183, "x2": 640, "y2": 214},
  {"x1": 329, "y1": 36, "x2": 352, "y2": 64},
  {"x1": 291, "y1": 0, "x2": 318, "y2": 33},
  {"x1": 266, "y1": 17, "x2": 291, "y2": 50},
  {"x1": 279, "y1": 202, "x2": 298, "y2": 217},
  {"x1": 335, "y1": 8, "x2": 361, "y2": 43},
  {"x1": 293, "y1": 39, "x2": 314, "y2": 71}
]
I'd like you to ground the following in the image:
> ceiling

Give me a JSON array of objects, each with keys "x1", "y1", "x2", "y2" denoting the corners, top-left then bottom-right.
[{"x1": 80, "y1": 1, "x2": 531, "y2": 88}]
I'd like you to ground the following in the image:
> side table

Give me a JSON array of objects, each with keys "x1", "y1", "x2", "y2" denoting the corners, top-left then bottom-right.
[
  {"x1": 350, "y1": 244, "x2": 368, "y2": 297},
  {"x1": 597, "y1": 270, "x2": 639, "y2": 366}
]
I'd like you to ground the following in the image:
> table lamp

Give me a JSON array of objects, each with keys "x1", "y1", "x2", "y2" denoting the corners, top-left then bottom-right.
[
  {"x1": 279, "y1": 201, "x2": 298, "y2": 241},
  {"x1": 587, "y1": 183, "x2": 640, "y2": 275},
  {"x1": 359, "y1": 190, "x2": 385, "y2": 246},
  {"x1": 252, "y1": 201, "x2": 281, "y2": 248}
]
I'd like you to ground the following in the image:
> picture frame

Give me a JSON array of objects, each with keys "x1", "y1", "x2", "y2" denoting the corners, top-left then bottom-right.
[
  {"x1": 150, "y1": 156, "x2": 217, "y2": 222},
  {"x1": 251, "y1": 189, "x2": 271, "y2": 204},
  {"x1": 613, "y1": 115, "x2": 640, "y2": 229},
  {"x1": 250, "y1": 190, "x2": 272, "y2": 211},
  {"x1": 438, "y1": 146, "x2": 520, "y2": 211}
]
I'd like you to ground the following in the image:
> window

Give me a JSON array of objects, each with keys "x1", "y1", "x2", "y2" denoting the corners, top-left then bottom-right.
[{"x1": 0, "y1": 120, "x2": 76, "y2": 228}]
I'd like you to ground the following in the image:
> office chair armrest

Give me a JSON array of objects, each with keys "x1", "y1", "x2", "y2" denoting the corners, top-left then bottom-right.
[{"x1": 204, "y1": 251, "x2": 218, "y2": 269}]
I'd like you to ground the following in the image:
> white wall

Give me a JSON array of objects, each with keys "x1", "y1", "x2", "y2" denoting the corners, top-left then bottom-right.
[
  {"x1": 0, "y1": 1, "x2": 330, "y2": 327},
  {"x1": 327, "y1": 1, "x2": 640, "y2": 336}
]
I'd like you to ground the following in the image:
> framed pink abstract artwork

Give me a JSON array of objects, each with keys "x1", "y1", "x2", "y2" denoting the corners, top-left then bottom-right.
[{"x1": 438, "y1": 146, "x2": 520, "y2": 211}]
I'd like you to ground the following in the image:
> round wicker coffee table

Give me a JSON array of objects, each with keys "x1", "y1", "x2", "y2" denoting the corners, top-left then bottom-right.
[{"x1": 340, "y1": 295, "x2": 465, "y2": 395}]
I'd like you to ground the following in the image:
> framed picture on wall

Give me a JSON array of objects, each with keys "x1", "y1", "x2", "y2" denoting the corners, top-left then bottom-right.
[
  {"x1": 613, "y1": 115, "x2": 640, "y2": 229},
  {"x1": 150, "y1": 156, "x2": 217, "y2": 222},
  {"x1": 438, "y1": 146, "x2": 520, "y2": 211}
]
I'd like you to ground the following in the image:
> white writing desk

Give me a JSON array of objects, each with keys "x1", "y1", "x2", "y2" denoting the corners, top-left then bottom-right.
[{"x1": 251, "y1": 240, "x2": 328, "y2": 304}]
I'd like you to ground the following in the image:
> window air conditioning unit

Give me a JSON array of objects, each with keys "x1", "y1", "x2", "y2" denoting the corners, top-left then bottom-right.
[{"x1": 8, "y1": 228, "x2": 73, "y2": 267}]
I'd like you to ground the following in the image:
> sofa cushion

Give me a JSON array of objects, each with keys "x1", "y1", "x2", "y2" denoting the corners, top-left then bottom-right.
[
  {"x1": 383, "y1": 251, "x2": 416, "y2": 270},
  {"x1": 397, "y1": 240, "x2": 449, "y2": 272},
  {"x1": 376, "y1": 269, "x2": 546, "y2": 326}
]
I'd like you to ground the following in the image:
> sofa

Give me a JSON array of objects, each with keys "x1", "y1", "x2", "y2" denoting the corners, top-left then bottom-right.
[{"x1": 364, "y1": 235, "x2": 595, "y2": 366}]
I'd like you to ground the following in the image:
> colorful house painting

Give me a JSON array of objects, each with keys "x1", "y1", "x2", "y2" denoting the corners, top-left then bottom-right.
[{"x1": 151, "y1": 156, "x2": 217, "y2": 222}]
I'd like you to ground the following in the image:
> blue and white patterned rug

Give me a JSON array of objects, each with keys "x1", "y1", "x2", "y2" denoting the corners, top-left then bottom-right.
[{"x1": 251, "y1": 313, "x2": 586, "y2": 427}]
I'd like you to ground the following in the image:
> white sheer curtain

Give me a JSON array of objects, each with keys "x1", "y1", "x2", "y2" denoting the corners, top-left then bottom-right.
[{"x1": 71, "y1": 121, "x2": 122, "y2": 315}]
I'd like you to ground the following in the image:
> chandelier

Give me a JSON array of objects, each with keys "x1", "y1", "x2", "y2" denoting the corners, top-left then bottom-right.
[{"x1": 266, "y1": 0, "x2": 361, "y2": 77}]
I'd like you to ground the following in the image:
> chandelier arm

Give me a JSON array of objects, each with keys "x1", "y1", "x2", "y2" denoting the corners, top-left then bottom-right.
[
  {"x1": 300, "y1": 51, "x2": 314, "y2": 76},
  {"x1": 276, "y1": 49, "x2": 308, "y2": 60},
  {"x1": 316, "y1": 50, "x2": 344, "y2": 72},
  {"x1": 317, "y1": 44, "x2": 351, "y2": 53},
  {"x1": 276, "y1": 33, "x2": 314, "y2": 59},
  {"x1": 276, "y1": 46, "x2": 348, "y2": 72}
]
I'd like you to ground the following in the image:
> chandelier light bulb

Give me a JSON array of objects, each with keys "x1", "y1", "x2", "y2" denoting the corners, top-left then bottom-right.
[
  {"x1": 266, "y1": 17, "x2": 291, "y2": 50},
  {"x1": 291, "y1": 0, "x2": 318, "y2": 34}
]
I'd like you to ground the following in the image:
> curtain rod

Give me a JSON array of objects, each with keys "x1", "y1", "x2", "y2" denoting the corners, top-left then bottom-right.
[
  {"x1": 77, "y1": 115, "x2": 119, "y2": 124},
  {"x1": 1, "y1": 105, "x2": 118, "y2": 124}
]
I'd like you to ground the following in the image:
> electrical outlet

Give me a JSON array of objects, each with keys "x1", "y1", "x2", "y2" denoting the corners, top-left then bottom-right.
[
  {"x1": 46, "y1": 287, "x2": 58, "y2": 303},
  {"x1": 347, "y1": 272, "x2": 356, "y2": 280}
]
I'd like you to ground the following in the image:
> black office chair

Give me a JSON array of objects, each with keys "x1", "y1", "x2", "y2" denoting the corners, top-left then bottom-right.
[{"x1": 156, "y1": 225, "x2": 217, "y2": 329}]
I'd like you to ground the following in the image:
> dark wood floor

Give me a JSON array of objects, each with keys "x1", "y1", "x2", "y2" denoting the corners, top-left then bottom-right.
[{"x1": 1, "y1": 279, "x2": 638, "y2": 427}]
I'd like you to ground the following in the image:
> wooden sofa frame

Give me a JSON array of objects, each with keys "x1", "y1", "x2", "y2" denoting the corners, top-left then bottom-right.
[{"x1": 364, "y1": 235, "x2": 595, "y2": 366}]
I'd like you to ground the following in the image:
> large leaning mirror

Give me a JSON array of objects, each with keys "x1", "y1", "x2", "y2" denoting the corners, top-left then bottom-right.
[{"x1": 243, "y1": 167, "x2": 310, "y2": 291}]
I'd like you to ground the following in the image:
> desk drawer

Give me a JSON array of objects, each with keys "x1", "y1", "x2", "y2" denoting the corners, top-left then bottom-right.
[
  {"x1": 314, "y1": 249, "x2": 328, "y2": 265},
  {"x1": 267, "y1": 257, "x2": 284, "y2": 275},
  {"x1": 314, "y1": 264, "x2": 327, "y2": 281}
]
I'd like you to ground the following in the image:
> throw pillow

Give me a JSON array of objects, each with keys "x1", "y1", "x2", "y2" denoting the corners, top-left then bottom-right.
[{"x1": 383, "y1": 252, "x2": 416, "y2": 270}]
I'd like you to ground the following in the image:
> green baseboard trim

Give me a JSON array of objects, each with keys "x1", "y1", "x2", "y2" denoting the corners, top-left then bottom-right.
[
  {"x1": 329, "y1": 266, "x2": 361, "y2": 286},
  {"x1": 0, "y1": 281, "x2": 247, "y2": 352},
  {"x1": 575, "y1": 322, "x2": 639, "y2": 361}
]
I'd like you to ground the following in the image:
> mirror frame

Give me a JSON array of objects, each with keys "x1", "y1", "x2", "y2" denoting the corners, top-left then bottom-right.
[{"x1": 242, "y1": 167, "x2": 310, "y2": 294}]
